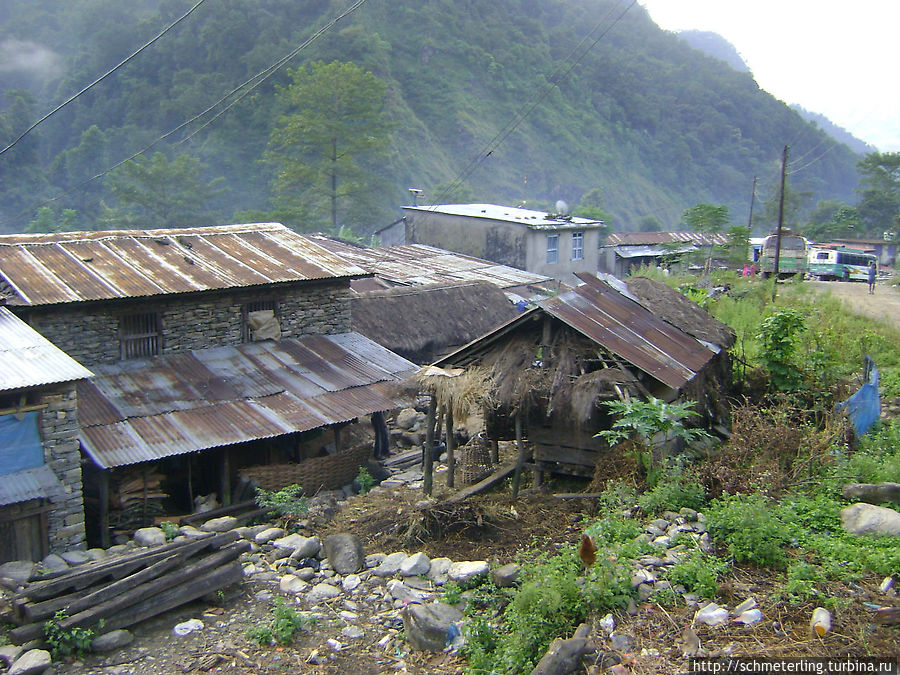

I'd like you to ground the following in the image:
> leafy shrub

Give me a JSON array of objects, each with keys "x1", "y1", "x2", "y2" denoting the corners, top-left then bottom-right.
[
  {"x1": 881, "y1": 368, "x2": 900, "y2": 398},
  {"x1": 706, "y1": 493, "x2": 793, "y2": 569},
  {"x1": 637, "y1": 470, "x2": 706, "y2": 515},
  {"x1": 664, "y1": 551, "x2": 729, "y2": 598},
  {"x1": 757, "y1": 309, "x2": 806, "y2": 392},
  {"x1": 254, "y1": 484, "x2": 308, "y2": 528},
  {"x1": 355, "y1": 466, "x2": 375, "y2": 494},
  {"x1": 159, "y1": 521, "x2": 179, "y2": 541},
  {"x1": 43, "y1": 610, "x2": 95, "y2": 660},
  {"x1": 776, "y1": 561, "x2": 823, "y2": 605},
  {"x1": 246, "y1": 598, "x2": 316, "y2": 646}
]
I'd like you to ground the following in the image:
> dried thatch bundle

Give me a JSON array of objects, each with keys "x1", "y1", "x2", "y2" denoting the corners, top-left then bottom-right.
[
  {"x1": 412, "y1": 365, "x2": 494, "y2": 419},
  {"x1": 566, "y1": 369, "x2": 637, "y2": 424}
]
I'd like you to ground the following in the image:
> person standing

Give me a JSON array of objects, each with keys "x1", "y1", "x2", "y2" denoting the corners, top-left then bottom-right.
[{"x1": 867, "y1": 261, "x2": 877, "y2": 294}]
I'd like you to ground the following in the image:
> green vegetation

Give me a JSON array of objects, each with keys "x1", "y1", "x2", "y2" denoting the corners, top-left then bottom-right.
[
  {"x1": 43, "y1": 610, "x2": 95, "y2": 660},
  {"x1": 158, "y1": 520, "x2": 179, "y2": 541},
  {"x1": 253, "y1": 484, "x2": 308, "y2": 529},
  {"x1": 355, "y1": 466, "x2": 376, "y2": 494},
  {"x1": 245, "y1": 598, "x2": 316, "y2": 646}
]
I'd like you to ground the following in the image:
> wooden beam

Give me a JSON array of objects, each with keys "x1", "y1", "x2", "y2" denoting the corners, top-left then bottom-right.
[
  {"x1": 423, "y1": 396, "x2": 435, "y2": 496},
  {"x1": 445, "y1": 407, "x2": 455, "y2": 489},
  {"x1": 511, "y1": 412, "x2": 527, "y2": 499},
  {"x1": 444, "y1": 464, "x2": 516, "y2": 504}
]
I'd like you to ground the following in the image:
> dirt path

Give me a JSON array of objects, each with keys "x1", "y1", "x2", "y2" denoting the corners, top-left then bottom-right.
[{"x1": 802, "y1": 278, "x2": 900, "y2": 330}]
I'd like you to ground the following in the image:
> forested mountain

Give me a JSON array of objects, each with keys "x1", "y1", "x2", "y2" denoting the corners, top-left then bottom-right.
[
  {"x1": 0, "y1": 0, "x2": 867, "y2": 236},
  {"x1": 676, "y1": 30, "x2": 750, "y2": 74}
]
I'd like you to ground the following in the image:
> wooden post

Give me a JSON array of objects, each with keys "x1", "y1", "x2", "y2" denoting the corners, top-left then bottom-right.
[
  {"x1": 511, "y1": 411, "x2": 527, "y2": 499},
  {"x1": 334, "y1": 425, "x2": 342, "y2": 453},
  {"x1": 489, "y1": 439, "x2": 499, "y2": 465},
  {"x1": 771, "y1": 144, "x2": 788, "y2": 301},
  {"x1": 99, "y1": 470, "x2": 110, "y2": 550},
  {"x1": 423, "y1": 395, "x2": 436, "y2": 496},
  {"x1": 445, "y1": 407, "x2": 455, "y2": 488},
  {"x1": 219, "y1": 447, "x2": 231, "y2": 507}
]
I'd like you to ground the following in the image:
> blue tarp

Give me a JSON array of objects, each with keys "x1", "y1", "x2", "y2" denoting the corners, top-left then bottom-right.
[
  {"x1": 0, "y1": 411, "x2": 43, "y2": 476},
  {"x1": 835, "y1": 358, "x2": 881, "y2": 437}
]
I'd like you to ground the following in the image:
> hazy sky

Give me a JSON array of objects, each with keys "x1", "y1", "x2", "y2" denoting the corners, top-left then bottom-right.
[{"x1": 638, "y1": 1, "x2": 899, "y2": 152}]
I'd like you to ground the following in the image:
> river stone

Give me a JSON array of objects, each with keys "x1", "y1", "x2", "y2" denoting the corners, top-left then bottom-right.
[
  {"x1": 133, "y1": 527, "x2": 167, "y2": 547},
  {"x1": 491, "y1": 563, "x2": 521, "y2": 588},
  {"x1": 374, "y1": 551, "x2": 407, "y2": 577},
  {"x1": 402, "y1": 602, "x2": 462, "y2": 651},
  {"x1": 400, "y1": 552, "x2": 431, "y2": 577},
  {"x1": 0, "y1": 645, "x2": 24, "y2": 668},
  {"x1": 341, "y1": 625, "x2": 365, "y2": 639},
  {"x1": 280, "y1": 574, "x2": 310, "y2": 594},
  {"x1": 289, "y1": 536, "x2": 321, "y2": 560},
  {"x1": 60, "y1": 549, "x2": 92, "y2": 566},
  {"x1": 272, "y1": 533, "x2": 308, "y2": 550},
  {"x1": 0, "y1": 561, "x2": 36, "y2": 587},
  {"x1": 254, "y1": 527, "x2": 285, "y2": 544},
  {"x1": 395, "y1": 408, "x2": 421, "y2": 431},
  {"x1": 307, "y1": 582, "x2": 342, "y2": 604},
  {"x1": 386, "y1": 579, "x2": 424, "y2": 604},
  {"x1": 342, "y1": 574, "x2": 362, "y2": 592},
  {"x1": 91, "y1": 629, "x2": 134, "y2": 653},
  {"x1": 324, "y1": 534, "x2": 364, "y2": 574},
  {"x1": 9, "y1": 649, "x2": 52, "y2": 675},
  {"x1": 841, "y1": 503, "x2": 900, "y2": 536},
  {"x1": 426, "y1": 557, "x2": 452, "y2": 585},
  {"x1": 200, "y1": 516, "x2": 238, "y2": 532},
  {"x1": 447, "y1": 561, "x2": 489, "y2": 585}
]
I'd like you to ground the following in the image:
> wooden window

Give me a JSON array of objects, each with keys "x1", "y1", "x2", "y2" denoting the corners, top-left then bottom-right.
[
  {"x1": 119, "y1": 312, "x2": 161, "y2": 359},
  {"x1": 571, "y1": 231, "x2": 584, "y2": 261},
  {"x1": 546, "y1": 234, "x2": 559, "y2": 265},
  {"x1": 242, "y1": 299, "x2": 279, "y2": 342}
]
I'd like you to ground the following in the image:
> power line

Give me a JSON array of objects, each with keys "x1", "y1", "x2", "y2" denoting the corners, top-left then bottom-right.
[
  {"x1": 0, "y1": 0, "x2": 210, "y2": 158},
  {"x1": 429, "y1": 0, "x2": 637, "y2": 207},
  {"x1": 0, "y1": 0, "x2": 369, "y2": 229}
]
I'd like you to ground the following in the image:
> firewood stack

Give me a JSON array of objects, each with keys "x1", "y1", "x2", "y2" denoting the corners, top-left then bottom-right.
[
  {"x1": 108, "y1": 467, "x2": 169, "y2": 532},
  {"x1": 7, "y1": 532, "x2": 246, "y2": 645}
]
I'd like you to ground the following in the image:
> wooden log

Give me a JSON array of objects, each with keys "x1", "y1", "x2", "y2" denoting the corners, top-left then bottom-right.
[
  {"x1": 423, "y1": 395, "x2": 436, "y2": 496},
  {"x1": 445, "y1": 407, "x2": 455, "y2": 489},
  {"x1": 553, "y1": 493, "x2": 606, "y2": 499},
  {"x1": 9, "y1": 542, "x2": 248, "y2": 644},
  {"x1": 444, "y1": 463, "x2": 516, "y2": 504},
  {"x1": 15, "y1": 531, "x2": 237, "y2": 601},
  {"x1": 179, "y1": 501, "x2": 267, "y2": 526},
  {"x1": 18, "y1": 552, "x2": 183, "y2": 624}
]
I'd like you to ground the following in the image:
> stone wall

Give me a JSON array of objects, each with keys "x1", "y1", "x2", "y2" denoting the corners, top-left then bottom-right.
[
  {"x1": 21, "y1": 281, "x2": 352, "y2": 367},
  {"x1": 39, "y1": 383, "x2": 86, "y2": 553}
]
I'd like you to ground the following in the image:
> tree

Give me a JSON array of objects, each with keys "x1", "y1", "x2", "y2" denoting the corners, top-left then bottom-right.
[
  {"x1": 266, "y1": 61, "x2": 394, "y2": 233},
  {"x1": 856, "y1": 152, "x2": 900, "y2": 237},
  {"x1": 804, "y1": 200, "x2": 861, "y2": 242},
  {"x1": 103, "y1": 152, "x2": 227, "y2": 229},
  {"x1": 721, "y1": 225, "x2": 750, "y2": 267},
  {"x1": 574, "y1": 187, "x2": 615, "y2": 229},
  {"x1": 681, "y1": 203, "x2": 729, "y2": 234},
  {"x1": 25, "y1": 207, "x2": 78, "y2": 233}
]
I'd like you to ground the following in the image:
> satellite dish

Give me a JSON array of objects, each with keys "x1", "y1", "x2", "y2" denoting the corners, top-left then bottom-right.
[{"x1": 555, "y1": 200, "x2": 569, "y2": 215}]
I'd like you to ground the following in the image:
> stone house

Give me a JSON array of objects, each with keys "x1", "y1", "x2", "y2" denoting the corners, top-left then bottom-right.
[
  {"x1": 0, "y1": 307, "x2": 93, "y2": 563},
  {"x1": 0, "y1": 223, "x2": 416, "y2": 547},
  {"x1": 385, "y1": 204, "x2": 605, "y2": 286}
]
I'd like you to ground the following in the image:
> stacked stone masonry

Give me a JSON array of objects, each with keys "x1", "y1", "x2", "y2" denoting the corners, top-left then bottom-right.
[{"x1": 21, "y1": 282, "x2": 352, "y2": 368}]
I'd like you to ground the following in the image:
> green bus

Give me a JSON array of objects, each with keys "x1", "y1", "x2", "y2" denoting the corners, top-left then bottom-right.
[
  {"x1": 759, "y1": 231, "x2": 808, "y2": 278},
  {"x1": 807, "y1": 245, "x2": 877, "y2": 281}
]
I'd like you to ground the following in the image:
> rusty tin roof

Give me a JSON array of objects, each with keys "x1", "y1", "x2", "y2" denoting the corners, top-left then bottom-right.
[
  {"x1": 0, "y1": 465, "x2": 65, "y2": 506},
  {"x1": 0, "y1": 307, "x2": 93, "y2": 391},
  {"x1": 78, "y1": 333, "x2": 416, "y2": 469},
  {"x1": 604, "y1": 231, "x2": 730, "y2": 247},
  {"x1": 0, "y1": 223, "x2": 368, "y2": 307}
]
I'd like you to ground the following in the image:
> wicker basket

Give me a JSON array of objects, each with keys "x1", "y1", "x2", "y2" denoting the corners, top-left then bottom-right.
[
  {"x1": 459, "y1": 434, "x2": 494, "y2": 485},
  {"x1": 240, "y1": 444, "x2": 372, "y2": 495}
]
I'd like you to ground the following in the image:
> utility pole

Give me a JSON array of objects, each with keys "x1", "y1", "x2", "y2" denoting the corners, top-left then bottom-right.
[
  {"x1": 747, "y1": 175, "x2": 757, "y2": 230},
  {"x1": 772, "y1": 145, "x2": 789, "y2": 301}
]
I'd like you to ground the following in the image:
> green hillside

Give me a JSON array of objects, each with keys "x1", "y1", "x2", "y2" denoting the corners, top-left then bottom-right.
[{"x1": 0, "y1": 0, "x2": 863, "y2": 234}]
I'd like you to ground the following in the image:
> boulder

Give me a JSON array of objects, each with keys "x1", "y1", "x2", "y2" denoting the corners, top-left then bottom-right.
[
  {"x1": 400, "y1": 552, "x2": 431, "y2": 577},
  {"x1": 0, "y1": 644, "x2": 24, "y2": 668},
  {"x1": 447, "y1": 561, "x2": 489, "y2": 585},
  {"x1": 386, "y1": 579, "x2": 425, "y2": 604},
  {"x1": 402, "y1": 602, "x2": 462, "y2": 651},
  {"x1": 279, "y1": 574, "x2": 310, "y2": 594},
  {"x1": 0, "y1": 561, "x2": 36, "y2": 587},
  {"x1": 8, "y1": 649, "x2": 52, "y2": 675},
  {"x1": 254, "y1": 527, "x2": 286, "y2": 544},
  {"x1": 91, "y1": 629, "x2": 134, "y2": 653},
  {"x1": 306, "y1": 582, "x2": 342, "y2": 604},
  {"x1": 272, "y1": 533, "x2": 309, "y2": 550},
  {"x1": 395, "y1": 408, "x2": 421, "y2": 431},
  {"x1": 133, "y1": 527, "x2": 167, "y2": 547},
  {"x1": 427, "y1": 557, "x2": 453, "y2": 585},
  {"x1": 491, "y1": 563, "x2": 521, "y2": 588},
  {"x1": 323, "y1": 534, "x2": 365, "y2": 574},
  {"x1": 40, "y1": 553, "x2": 69, "y2": 573},
  {"x1": 200, "y1": 516, "x2": 238, "y2": 533},
  {"x1": 60, "y1": 549, "x2": 92, "y2": 566},
  {"x1": 289, "y1": 536, "x2": 322, "y2": 560},
  {"x1": 374, "y1": 551, "x2": 408, "y2": 577},
  {"x1": 531, "y1": 635, "x2": 595, "y2": 675},
  {"x1": 842, "y1": 483, "x2": 900, "y2": 505},
  {"x1": 841, "y1": 503, "x2": 900, "y2": 536}
]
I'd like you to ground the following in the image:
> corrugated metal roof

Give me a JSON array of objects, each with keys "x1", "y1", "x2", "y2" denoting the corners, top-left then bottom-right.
[
  {"x1": 307, "y1": 236, "x2": 555, "y2": 292},
  {"x1": 0, "y1": 464, "x2": 64, "y2": 506},
  {"x1": 614, "y1": 244, "x2": 697, "y2": 258},
  {"x1": 540, "y1": 274, "x2": 715, "y2": 389},
  {"x1": 605, "y1": 231, "x2": 730, "y2": 247},
  {"x1": 0, "y1": 307, "x2": 93, "y2": 391},
  {"x1": 402, "y1": 204, "x2": 605, "y2": 230},
  {"x1": 0, "y1": 223, "x2": 368, "y2": 307},
  {"x1": 78, "y1": 333, "x2": 417, "y2": 469}
]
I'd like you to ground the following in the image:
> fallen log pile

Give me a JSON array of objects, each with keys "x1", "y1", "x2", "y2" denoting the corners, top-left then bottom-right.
[{"x1": 8, "y1": 531, "x2": 247, "y2": 645}]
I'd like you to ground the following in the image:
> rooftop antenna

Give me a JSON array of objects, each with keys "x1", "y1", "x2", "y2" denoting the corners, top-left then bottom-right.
[{"x1": 409, "y1": 188, "x2": 423, "y2": 207}]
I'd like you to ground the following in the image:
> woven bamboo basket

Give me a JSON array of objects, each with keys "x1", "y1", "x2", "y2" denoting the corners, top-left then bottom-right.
[
  {"x1": 240, "y1": 444, "x2": 372, "y2": 495},
  {"x1": 459, "y1": 434, "x2": 494, "y2": 485}
]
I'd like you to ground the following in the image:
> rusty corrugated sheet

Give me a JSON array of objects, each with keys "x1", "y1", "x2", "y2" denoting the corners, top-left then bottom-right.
[
  {"x1": 541, "y1": 275, "x2": 715, "y2": 389},
  {"x1": 78, "y1": 333, "x2": 416, "y2": 469},
  {"x1": 0, "y1": 224, "x2": 368, "y2": 307},
  {"x1": 308, "y1": 236, "x2": 555, "y2": 291},
  {"x1": 0, "y1": 465, "x2": 65, "y2": 506},
  {"x1": 0, "y1": 307, "x2": 93, "y2": 391},
  {"x1": 605, "y1": 231, "x2": 730, "y2": 247}
]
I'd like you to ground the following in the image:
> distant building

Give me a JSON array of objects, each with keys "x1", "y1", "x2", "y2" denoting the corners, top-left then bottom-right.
[
  {"x1": 386, "y1": 204, "x2": 605, "y2": 285},
  {"x1": 600, "y1": 231, "x2": 731, "y2": 277},
  {"x1": 822, "y1": 237, "x2": 896, "y2": 268},
  {"x1": 0, "y1": 224, "x2": 416, "y2": 549},
  {"x1": 0, "y1": 308, "x2": 92, "y2": 562}
]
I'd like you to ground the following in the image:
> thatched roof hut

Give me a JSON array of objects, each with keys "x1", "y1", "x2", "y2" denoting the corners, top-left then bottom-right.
[{"x1": 351, "y1": 281, "x2": 518, "y2": 364}]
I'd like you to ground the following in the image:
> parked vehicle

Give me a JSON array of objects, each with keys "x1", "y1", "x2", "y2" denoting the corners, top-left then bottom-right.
[
  {"x1": 759, "y1": 231, "x2": 808, "y2": 278},
  {"x1": 807, "y1": 244, "x2": 877, "y2": 281}
]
